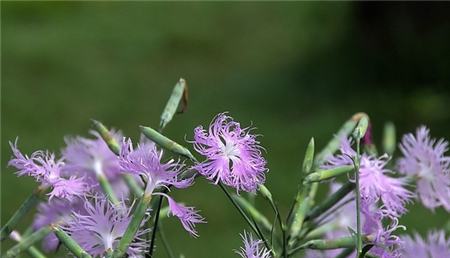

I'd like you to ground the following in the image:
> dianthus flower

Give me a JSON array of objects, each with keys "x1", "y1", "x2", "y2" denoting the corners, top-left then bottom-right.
[
  {"x1": 119, "y1": 138, "x2": 205, "y2": 236},
  {"x1": 193, "y1": 113, "x2": 268, "y2": 192},
  {"x1": 9, "y1": 140, "x2": 87, "y2": 201},
  {"x1": 323, "y1": 137, "x2": 413, "y2": 217},
  {"x1": 397, "y1": 126, "x2": 450, "y2": 211},
  {"x1": 236, "y1": 231, "x2": 271, "y2": 258},
  {"x1": 64, "y1": 196, "x2": 149, "y2": 257},
  {"x1": 62, "y1": 130, "x2": 123, "y2": 187}
]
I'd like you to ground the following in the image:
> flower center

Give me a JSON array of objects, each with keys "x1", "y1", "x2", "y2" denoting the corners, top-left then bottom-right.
[{"x1": 221, "y1": 138, "x2": 240, "y2": 158}]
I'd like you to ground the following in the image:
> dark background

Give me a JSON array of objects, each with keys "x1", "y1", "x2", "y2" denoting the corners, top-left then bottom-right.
[{"x1": 2, "y1": 2, "x2": 450, "y2": 257}]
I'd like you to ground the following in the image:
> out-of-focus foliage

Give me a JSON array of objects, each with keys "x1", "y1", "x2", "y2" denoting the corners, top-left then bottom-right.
[{"x1": 2, "y1": 2, "x2": 449, "y2": 257}]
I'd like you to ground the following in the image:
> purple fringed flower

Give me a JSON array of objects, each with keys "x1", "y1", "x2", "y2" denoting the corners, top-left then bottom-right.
[
  {"x1": 33, "y1": 199, "x2": 83, "y2": 252},
  {"x1": 64, "y1": 197, "x2": 149, "y2": 257},
  {"x1": 397, "y1": 126, "x2": 450, "y2": 211},
  {"x1": 8, "y1": 140, "x2": 87, "y2": 201},
  {"x1": 193, "y1": 113, "x2": 268, "y2": 192},
  {"x1": 164, "y1": 195, "x2": 206, "y2": 237},
  {"x1": 323, "y1": 137, "x2": 413, "y2": 217},
  {"x1": 361, "y1": 202, "x2": 404, "y2": 258},
  {"x1": 402, "y1": 230, "x2": 450, "y2": 258},
  {"x1": 119, "y1": 138, "x2": 192, "y2": 193},
  {"x1": 236, "y1": 231, "x2": 271, "y2": 258},
  {"x1": 62, "y1": 131, "x2": 123, "y2": 186},
  {"x1": 120, "y1": 138, "x2": 205, "y2": 236}
]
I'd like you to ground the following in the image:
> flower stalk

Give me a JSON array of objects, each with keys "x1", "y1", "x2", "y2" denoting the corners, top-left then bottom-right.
[
  {"x1": 52, "y1": 225, "x2": 92, "y2": 258},
  {"x1": 9, "y1": 231, "x2": 47, "y2": 258},
  {"x1": 5, "y1": 225, "x2": 52, "y2": 258},
  {"x1": 1, "y1": 186, "x2": 46, "y2": 241},
  {"x1": 113, "y1": 192, "x2": 152, "y2": 258}
]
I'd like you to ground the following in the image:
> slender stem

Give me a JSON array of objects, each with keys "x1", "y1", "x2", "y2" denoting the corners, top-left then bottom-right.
[
  {"x1": 354, "y1": 138, "x2": 362, "y2": 257},
  {"x1": 5, "y1": 225, "x2": 52, "y2": 258},
  {"x1": 147, "y1": 194, "x2": 164, "y2": 258},
  {"x1": 269, "y1": 201, "x2": 287, "y2": 258},
  {"x1": 288, "y1": 235, "x2": 371, "y2": 256},
  {"x1": 232, "y1": 194, "x2": 272, "y2": 232},
  {"x1": 336, "y1": 248, "x2": 355, "y2": 258},
  {"x1": 157, "y1": 221, "x2": 175, "y2": 258},
  {"x1": 9, "y1": 231, "x2": 47, "y2": 258},
  {"x1": 305, "y1": 182, "x2": 355, "y2": 221},
  {"x1": 52, "y1": 225, "x2": 92, "y2": 258},
  {"x1": 1, "y1": 187, "x2": 44, "y2": 240},
  {"x1": 97, "y1": 173, "x2": 120, "y2": 206},
  {"x1": 218, "y1": 183, "x2": 271, "y2": 252},
  {"x1": 113, "y1": 192, "x2": 152, "y2": 258}
]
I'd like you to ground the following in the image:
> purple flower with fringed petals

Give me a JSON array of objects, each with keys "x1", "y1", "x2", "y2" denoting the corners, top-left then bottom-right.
[
  {"x1": 361, "y1": 201, "x2": 404, "y2": 258},
  {"x1": 323, "y1": 137, "x2": 413, "y2": 217},
  {"x1": 163, "y1": 195, "x2": 206, "y2": 237},
  {"x1": 62, "y1": 130, "x2": 123, "y2": 186},
  {"x1": 193, "y1": 113, "x2": 268, "y2": 193},
  {"x1": 397, "y1": 126, "x2": 450, "y2": 211},
  {"x1": 236, "y1": 231, "x2": 271, "y2": 258},
  {"x1": 119, "y1": 138, "x2": 192, "y2": 193},
  {"x1": 33, "y1": 198, "x2": 83, "y2": 252},
  {"x1": 402, "y1": 230, "x2": 450, "y2": 258},
  {"x1": 8, "y1": 140, "x2": 88, "y2": 201},
  {"x1": 64, "y1": 196, "x2": 149, "y2": 258}
]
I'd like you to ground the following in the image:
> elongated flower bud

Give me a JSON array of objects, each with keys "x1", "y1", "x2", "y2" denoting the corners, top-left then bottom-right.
[
  {"x1": 303, "y1": 165, "x2": 354, "y2": 184},
  {"x1": 160, "y1": 78, "x2": 188, "y2": 130},
  {"x1": 140, "y1": 126, "x2": 196, "y2": 161},
  {"x1": 91, "y1": 119, "x2": 120, "y2": 155},
  {"x1": 382, "y1": 122, "x2": 396, "y2": 155}
]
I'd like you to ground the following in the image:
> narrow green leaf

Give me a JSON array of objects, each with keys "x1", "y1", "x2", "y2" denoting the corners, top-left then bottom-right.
[
  {"x1": 302, "y1": 137, "x2": 315, "y2": 174},
  {"x1": 52, "y1": 226, "x2": 92, "y2": 258},
  {"x1": 303, "y1": 165, "x2": 354, "y2": 183}
]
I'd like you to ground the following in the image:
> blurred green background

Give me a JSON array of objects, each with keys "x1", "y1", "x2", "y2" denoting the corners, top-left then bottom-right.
[{"x1": 2, "y1": 2, "x2": 450, "y2": 257}]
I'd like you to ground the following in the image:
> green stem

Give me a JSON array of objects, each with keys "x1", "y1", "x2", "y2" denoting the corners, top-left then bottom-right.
[
  {"x1": 1, "y1": 186, "x2": 45, "y2": 241},
  {"x1": 9, "y1": 231, "x2": 47, "y2": 258},
  {"x1": 97, "y1": 173, "x2": 120, "y2": 206},
  {"x1": 269, "y1": 201, "x2": 287, "y2": 258},
  {"x1": 336, "y1": 248, "x2": 355, "y2": 258},
  {"x1": 289, "y1": 235, "x2": 371, "y2": 256},
  {"x1": 354, "y1": 138, "x2": 362, "y2": 257},
  {"x1": 52, "y1": 225, "x2": 92, "y2": 258},
  {"x1": 305, "y1": 182, "x2": 355, "y2": 221},
  {"x1": 218, "y1": 183, "x2": 271, "y2": 252},
  {"x1": 113, "y1": 192, "x2": 152, "y2": 258},
  {"x1": 5, "y1": 225, "x2": 52, "y2": 258},
  {"x1": 232, "y1": 194, "x2": 272, "y2": 232},
  {"x1": 148, "y1": 194, "x2": 164, "y2": 258},
  {"x1": 123, "y1": 174, "x2": 144, "y2": 198}
]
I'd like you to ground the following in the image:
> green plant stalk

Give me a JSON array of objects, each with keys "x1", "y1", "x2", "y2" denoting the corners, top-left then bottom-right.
[
  {"x1": 354, "y1": 138, "x2": 362, "y2": 257},
  {"x1": 303, "y1": 165, "x2": 354, "y2": 183},
  {"x1": 302, "y1": 222, "x2": 340, "y2": 241},
  {"x1": 97, "y1": 173, "x2": 120, "y2": 206},
  {"x1": 9, "y1": 231, "x2": 47, "y2": 258},
  {"x1": 52, "y1": 225, "x2": 92, "y2": 258},
  {"x1": 160, "y1": 78, "x2": 187, "y2": 129},
  {"x1": 1, "y1": 186, "x2": 46, "y2": 241},
  {"x1": 140, "y1": 126, "x2": 196, "y2": 161},
  {"x1": 336, "y1": 248, "x2": 355, "y2": 258},
  {"x1": 148, "y1": 194, "x2": 165, "y2": 258},
  {"x1": 232, "y1": 194, "x2": 272, "y2": 232},
  {"x1": 270, "y1": 200, "x2": 287, "y2": 258},
  {"x1": 218, "y1": 183, "x2": 272, "y2": 253},
  {"x1": 305, "y1": 181, "x2": 355, "y2": 221},
  {"x1": 286, "y1": 138, "x2": 315, "y2": 227},
  {"x1": 5, "y1": 225, "x2": 52, "y2": 258},
  {"x1": 288, "y1": 235, "x2": 371, "y2": 256},
  {"x1": 91, "y1": 119, "x2": 144, "y2": 197},
  {"x1": 123, "y1": 174, "x2": 144, "y2": 198},
  {"x1": 113, "y1": 192, "x2": 152, "y2": 258}
]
